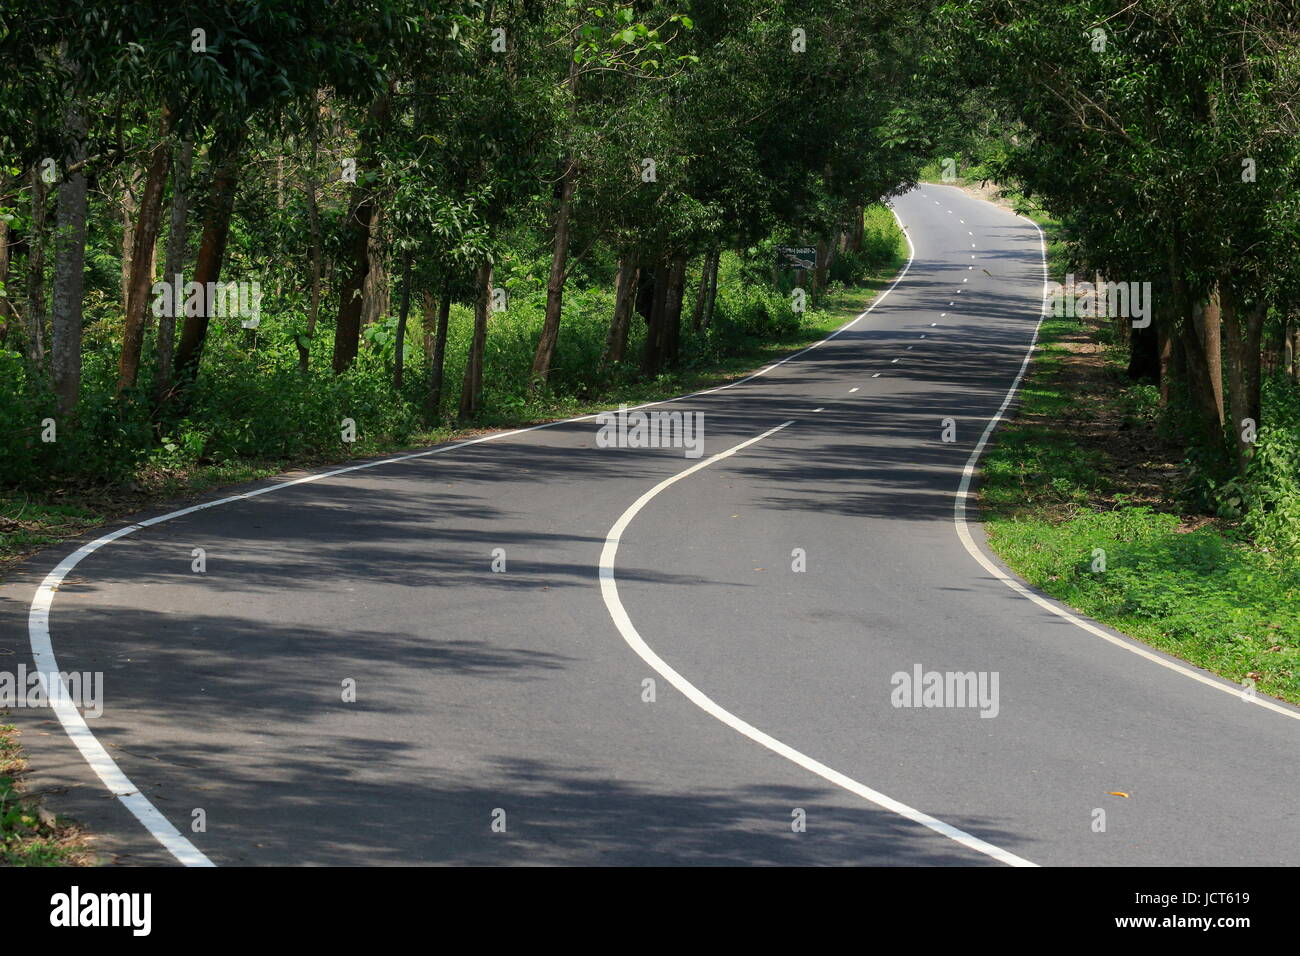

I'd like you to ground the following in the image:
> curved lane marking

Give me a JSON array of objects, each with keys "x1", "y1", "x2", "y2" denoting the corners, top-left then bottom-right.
[
  {"x1": 598, "y1": 421, "x2": 1037, "y2": 867},
  {"x1": 26, "y1": 208, "x2": 920, "y2": 865}
]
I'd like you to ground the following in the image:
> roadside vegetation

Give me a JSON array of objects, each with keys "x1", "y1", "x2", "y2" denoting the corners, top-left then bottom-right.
[
  {"x1": 914, "y1": 2, "x2": 1300, "y2": 704},
  {"x1": 1, "y1": 0, "x2": 1298, "y2": 864},
  {"x1": 2, "y1": 0, "x2": 922, "y2": 573},
  {"x1": 961, "y1": 197, "x2": 1300, "y2": 704},
  {"x1": 0, "y1": 724, "x2": 92, "y2": 865},
  {"x1": 1, "y1": 209, "x2": 907, "y2": 577},
  {"x1": 980, "y1": 307, "x2": 1300, "y2": 704}
]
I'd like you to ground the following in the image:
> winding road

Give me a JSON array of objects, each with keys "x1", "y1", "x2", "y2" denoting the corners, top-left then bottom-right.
[{"x1": 7, "y1": 183, "x2": 1297, "y2": 867}]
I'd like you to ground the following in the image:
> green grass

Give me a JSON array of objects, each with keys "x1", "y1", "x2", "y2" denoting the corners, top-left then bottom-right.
[
  {"x1": 979, "y1": 317, "x2": 1104, "y2": 513},
  {"x1": 985, "y1": 507, "x2": 1300, "y2": 701}
]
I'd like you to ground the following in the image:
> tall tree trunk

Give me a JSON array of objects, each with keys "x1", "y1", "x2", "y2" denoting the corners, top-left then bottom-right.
[
  {"x1": 50, "y1": 99, "x2": 89, "y2": 416},
  {"x1": 154, "y1": 136, "x2": 193, "y2": 409},
  {"x1": 424, "y1": 277, "x2": 452, "y2": 424},
  {"x1": 640, "y1": 256, "x2": 670, "y2": 378},
  {"x1": 174, "y1": 125, "x2": 244, "y2": 386},
  {"x1": 1245, "y1": 301, "x2": 1265, "y2": 423},
  {"x1": 849, "y1": 204, "x2": 864, "y2": 251},
  {"x1": 690, "y1": 251, "x2": 709, "y2": 332},
  {"x1": 1156, "y1": 319, "x2": 1173, "y2": 406},
  {"x1": 604, "y1": 257, "x2": 639, "y2": 364},
  {"x1": 360, "y1": 202, "x2": 388, "y2": 329},
  {"x1": 331, "y1": 88, "x2": 392, "y2": 374},
  {"x1": 25, "y1": 166, "x2": 48, "y2": 373},
  {"x1": 702, "y1": 248, "x2": 720, "y2": 329},
  {"x1": 1242, "y1": 299, "x2": 1266, "y2": 459},
  {"x1": 635, "y1": 260, "x2": 656, "y2": 327},
  {"x1": 530, "y1": 58, "x2": 579, "y2": 389},
  {"x1": 529, "y1": 158, "x2": 576, "y2": 388},
  {"x1": 299, "y1": 93, "x2": 323, "y2": 375},
  {"x1": 119, "y1": 167, "x2": 140, "y2": 311},
  {"x1": 1128, "y1": 324, "x2": 1160, "y2": 382},
  {"x1": 421, "y1": 294, "x2": 434, "y2": 408},
  {"x1": 1178, "y1": 312, "x2": 1227, "y2": 456},
  {"x1": 0, "y1": 175, "x2": 12, "y2": 347},
  {"x1": 332, "y1": 186, "x2": 374, "y2": 373},
  {"x1": 1174, "y1": 251, "x2": 1221, "y2": 455},
  {"x1": 1222, "y1": 290, "x2": 1253, "y2": 473},
  {"x1": 813, "y1": 237, "x2": 829, "y2": 295},
  {"x1": 1169, "y1": 316, "x2": 1187, "y2": 395},
  {"x1": 1196, "y1": 285, "x2": 1225, "y2": 424},
  {"x1": 662, "y1": 253, "x2": 687, "y2": 366},
  {"x1": 394, "y1": 252, "x2": 411, "y2": 390},
  {"x1": 116, "y1": 105, "x2": 173, "y2": 393},
  {"x1": 459, "y1": 261, "x2": 492, "y2": 419}
]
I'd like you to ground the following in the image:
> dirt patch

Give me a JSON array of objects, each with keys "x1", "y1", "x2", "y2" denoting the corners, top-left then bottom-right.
[
  {"x1": 1, "y1": 722, "x2": 97, "y2": 866},
  {"x1": 1034, "y1": 316, "x2": 1215, "y2": 525}
]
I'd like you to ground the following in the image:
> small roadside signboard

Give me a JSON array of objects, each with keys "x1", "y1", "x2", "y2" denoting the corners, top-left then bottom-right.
[{"x1": 775, "y1": 246, "x2": 817, "y2": 271}]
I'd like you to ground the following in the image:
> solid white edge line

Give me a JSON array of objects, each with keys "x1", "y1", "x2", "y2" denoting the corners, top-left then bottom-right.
[
  {"x1": 26, "y1": 205, "x2": 923, "y2": 866},
  {"x1": 950, "y1": 201, "x2": 1299, "y2": 722},
  {"x1": 30, "y1": 533, "x2": 214, "y2": 867},
  {"x1": 597, "y1": 420, "x2": 1037, "y2": 867}
]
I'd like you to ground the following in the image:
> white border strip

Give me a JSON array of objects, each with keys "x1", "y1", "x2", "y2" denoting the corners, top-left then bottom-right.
[
  {"x1": 29, "y1": 531, "x2": 215, "y2": 867},
  {"x1": 25, "y1": 211, "x2": 919, "y2": 866},
  {"x1": 598, "y1": 421, "x2": 1036, "y2": 867},
  {"x1": 951, "y1": 202, "x2": 1299, "y2": 722}
]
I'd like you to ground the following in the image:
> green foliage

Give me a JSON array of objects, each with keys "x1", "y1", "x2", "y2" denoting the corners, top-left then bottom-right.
[
  {"x1": 712, "y1": 284, "x2": 805, "y2": 340},
  {"x1": 0, "y1": 349, "x2": 153, "y2": 486},
  {"x1": 0, "y1": 200, "x2": 906, "y2": 489},
  {"x1": 1240, "y1": 377, "x2": 1300, "y2": 555}
]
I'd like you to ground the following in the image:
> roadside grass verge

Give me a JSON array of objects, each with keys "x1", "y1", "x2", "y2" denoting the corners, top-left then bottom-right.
[
  {"x1": 979, "y1": 253, "x2": 1300, "y2": 703},
  {"x1": 0, "y1": 723, "x2": 93, "y2": 865}
]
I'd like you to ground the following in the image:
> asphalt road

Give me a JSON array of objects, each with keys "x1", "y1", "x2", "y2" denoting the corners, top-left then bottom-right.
[{"x1": 6, "y1": 183, "x2": 1297, "y2": 867}]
